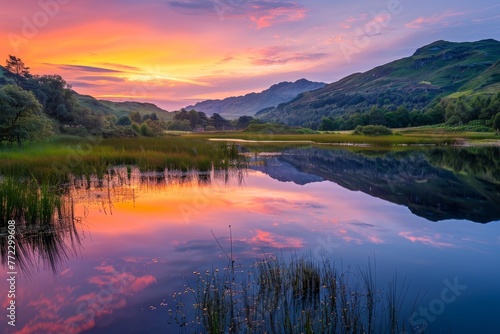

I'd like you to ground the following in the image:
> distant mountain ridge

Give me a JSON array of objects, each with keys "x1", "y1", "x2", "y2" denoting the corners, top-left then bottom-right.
[
  {"x1": 257, "y1": 39, "x2": 500, "y2": 127},
  {"x1": 186, "y1": 79, "x2": 326, "y2": 119}
]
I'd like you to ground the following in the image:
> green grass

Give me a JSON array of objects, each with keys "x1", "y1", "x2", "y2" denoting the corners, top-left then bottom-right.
[
  {"x1": 1, "y1": 130, "x2": 496, "y2": 183},
  {"x1": 0, "y1": 135, "x2": 242, "y2": 182},
  {"x1": 0, "y1": 177, "x2": 79, "y2": 275},
  {"x1": 191, "y1": 131, "x2": 463, "y2": 146},
  {"x1": 171, "y1": 254, "x2": 414, "y2": 333}
]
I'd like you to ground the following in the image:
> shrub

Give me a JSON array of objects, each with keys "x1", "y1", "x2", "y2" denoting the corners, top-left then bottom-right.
[
  {"x1": 205, "y1": 125, "x2": 216, "y2": 132},
  {"x1": 353, "y1": 125, "x2": 393, "y2": 136}
]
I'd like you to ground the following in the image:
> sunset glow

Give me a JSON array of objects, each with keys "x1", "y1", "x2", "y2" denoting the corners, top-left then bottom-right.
[{"x1": 2, "y1": 0, "x2": 498, "y2": 109}]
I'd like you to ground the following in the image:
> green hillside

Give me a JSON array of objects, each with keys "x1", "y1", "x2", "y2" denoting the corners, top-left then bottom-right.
[
  {"x1": 0, "y1": 60, "x2": 172, "y2": 142},
  {"x1": 0, "y1": 64, "x2": 172, "y2": 122},
  {"x1": 76, "y1": 94, "x2": 173, "y2": 122},
  {"x1": 257, "y1": 39, "x2": 500, "y2": 129}
]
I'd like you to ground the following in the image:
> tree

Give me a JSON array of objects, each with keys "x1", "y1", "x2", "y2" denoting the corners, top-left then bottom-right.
[
  {"x1": 236, "y1": 116, "x2": 254, "y2": 130},
  {"x1": 0, "y1": 85, "x2": 44, "y2": 145},
  {"x1": 5, "y1": 55, "x2": 30, "y2": 85},
  {"x1": 320, "y1": 117, "x2": 335, "y2": 131},
  {"x1": 494, "y1": 113, "x2": 500, "y2": 133},
  {"x1": 166, "y1": 120, "x2": 191, "y2": 131},
  {"x1": 210, "y1": 113, "x2": 231, "y2": 130},
  {"x1": 139, "y1": 123, "x2": 153, "y2": 136},
  {"x1": 117, "y1": 116, "x2": 132, "y2": 126},
  {"x1": 130, "y1": 111, "x2": 142, "y2": 124},
  {"x1": 18, "y1": 114, "x2": 55, "y2": 143},
  {"x1": 150, "y1": 112, "x2": 159, "y2": 121},
  {"x1": 188, "y1": 109, "x2": 200, "y2": 128}
]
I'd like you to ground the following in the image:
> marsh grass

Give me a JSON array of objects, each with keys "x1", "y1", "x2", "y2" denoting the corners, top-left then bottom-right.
[
  {"x1": 0, "y1": 136, "x2": 242, "y2": 182},
  {"x1": 192, "y1": 131, "x2": 460, "y2": 146},
  {"x1": 0, "y1": 177, "x2": 80, "y2": 275},
  {"x1": 170, "y1": 254, "x2": 416, "y2": 334}
]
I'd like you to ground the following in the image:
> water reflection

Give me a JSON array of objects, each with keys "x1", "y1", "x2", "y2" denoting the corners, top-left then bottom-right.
[
  {"x1": 0, "y1": 181, "x2": 81, "y2": 276},
  {"x1": 2, "y1": 150, "x2": 500, "y2": 333},
  {"x1": 249, "y1": 147, "x2": 500, "y2": 223}
]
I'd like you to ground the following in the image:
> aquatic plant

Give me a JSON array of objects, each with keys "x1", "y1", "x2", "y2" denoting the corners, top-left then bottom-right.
[
  {"x1": 0, "y1": 177, "x2": 80, "y2": 275},
  {"x1": 170, "y1": 253, "x2": 416, "y2": 334}
]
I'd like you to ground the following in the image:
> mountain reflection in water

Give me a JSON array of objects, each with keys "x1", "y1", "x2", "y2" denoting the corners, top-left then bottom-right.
[{"x1": 249, "y1": 146, "x2": 500, "y2": 223}]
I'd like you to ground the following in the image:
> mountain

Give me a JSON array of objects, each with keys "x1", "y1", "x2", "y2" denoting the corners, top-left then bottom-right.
[
  {"x1": 76, "y1": 94, "x2": 173, "y2": 121},
  {"x1": 250, "y1": 147, "x2": 500, "y2": 223},
  {"x1": 257, "y1": 39, "x2": 500, "y2": 127},
  {"x1": 186, "y1": 79, "x2": 326, "y2": 119}
]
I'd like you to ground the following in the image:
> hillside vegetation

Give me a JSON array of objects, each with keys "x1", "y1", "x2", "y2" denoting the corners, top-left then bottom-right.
[
  {"x1": 257, "y1": 39, "x2": 500, "y2": 131},
  {"x1": 0, "y1": 57, "x2": 176, "y2": 144},
  {"x1": 76, "y1": 94, "x2": 174, "y2": 122}
]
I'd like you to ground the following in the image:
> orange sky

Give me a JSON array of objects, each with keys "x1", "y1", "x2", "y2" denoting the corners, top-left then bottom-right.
[{"x1": 1, "y1": 0, "x2": 498, "y2": 109}]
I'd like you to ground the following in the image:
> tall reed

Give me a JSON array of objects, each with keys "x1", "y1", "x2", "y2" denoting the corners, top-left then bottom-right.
[
  {"x1": 0, "y1": 177, "x2": 80, "y2": 275},
  {"x1": 170, "y1": 254, "x2": 416, "y2": 334}
]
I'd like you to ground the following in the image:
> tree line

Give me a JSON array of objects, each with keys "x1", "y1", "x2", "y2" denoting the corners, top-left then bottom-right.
[
  {"x1": 319, "y1": 93, "x2": 500, "y2": 131},
  {"x1": 0, "y1": 56, "x2": 111, "y2": 145}
]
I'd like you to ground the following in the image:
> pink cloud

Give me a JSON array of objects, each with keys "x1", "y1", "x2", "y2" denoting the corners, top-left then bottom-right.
[
  {"x1": 14, "y1": 322, "x2": 69, "y2": 334},
  {"x1": 16, "y1": 265, "x2": 157, "y2": 334},
  {"x1": 95, "y1": 265, "x2": 117, "y2": 274},
  {"x1": 249, "y1": 229, "x2": 303, "y2": 249},
  {"x1": 250, "y1": 5, "x2": 307, "y2": 29},
  {"x1": 342, "y1": 236, "x2": 362, "y2": 245},
  {"x1": 340, "y1": 13, "x2": 369, "y2": 29},
  {"x1": 128, "y1": 275, "x2": 157, "y2": 293},
  {"x1": 345, "y1": 14, "x2": 369, "y2": 23},
  {"x1": 250, "y1": 46, "x2": 328, "y2": 66},
  {"x1": 368, "y1": 236, "x2": 385, "y2": 244},
  {"x1": 399, "y1": 231, "x2": 454, "y2": 248},
  {"x1": 405, "y1": 11, "x2": 465, "y2": 29}
]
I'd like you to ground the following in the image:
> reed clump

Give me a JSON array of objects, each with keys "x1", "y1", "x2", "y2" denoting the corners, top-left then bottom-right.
[
  {"x1": 0, "y1": 177, "x2": 80, "y2": 275},
  {"x1": 0, "y1": 136, "x2": 244, "y2": 182},
  {"x1": 170, "y1": 254, "x2": 414, "y2": 334}
]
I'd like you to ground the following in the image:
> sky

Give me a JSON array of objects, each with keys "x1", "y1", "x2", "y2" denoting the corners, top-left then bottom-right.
[{"x1": 1, "y1": 0, "x2": 499, "y2": 110}]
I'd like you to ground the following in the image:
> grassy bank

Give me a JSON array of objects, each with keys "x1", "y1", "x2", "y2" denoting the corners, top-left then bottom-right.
[
  {"x1": 0, "y1": 135, "x2": 241, "y2": 182},
  {"x1": 190, "y1": 129, "x2": 498, "y2": 146}
]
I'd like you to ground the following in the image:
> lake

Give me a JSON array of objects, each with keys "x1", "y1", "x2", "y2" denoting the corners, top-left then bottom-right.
[{"x1": 2, "y1": 145, "x2": 500, "y2": 333}]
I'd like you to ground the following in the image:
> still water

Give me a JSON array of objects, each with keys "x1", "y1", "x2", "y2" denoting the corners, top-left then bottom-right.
[{"x1": 2, "y1": 146, "x2": 500, "y2": 333}]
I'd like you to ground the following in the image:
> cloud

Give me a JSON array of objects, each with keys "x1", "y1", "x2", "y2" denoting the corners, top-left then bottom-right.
[
  {"x1": 70, "y1": 81, "x2": 102, "y2": 88},
  {"x1": 471, "y1": 14, "x2": 500, "y2": 23},
  {"x1": 167, "y1": 0, "x2": 306, "y2": 28},
  {"x1": 54, "y1": 64, "x2": 124, "y2": 73},
  {"x1": 399, "y1": 231, "x2": 454, "y2": 248},
  {"x1": 248, "y1": 229, "x2": 303, "y2": 249},
  {"x1": 166, "y1": 0, "x2": 214, "y2": 14},
  {"x1": 249, "y1": 2, "x2": 307, "y2": 29},
  {"x1": 251, "y1": 46, "x2": 328, "y2": 65},
  {"x1": 340, "y1": 13, "x2": 369, "y2": 29},
  {"x1": 348, "y1": 221, "x2": 375, "y2": 228},
  {"x1": 76, "y1": 76, "x2": 126, "y2": 82},
  {"x1": 16, "y1": 263, "x2": 157, "y2": 334},
  {"x1": 405, "y1": 11, "x2": 465, "y2": 29},
  {"x1": 98, "y1": 62, "x2": 141, "y2": 71}
]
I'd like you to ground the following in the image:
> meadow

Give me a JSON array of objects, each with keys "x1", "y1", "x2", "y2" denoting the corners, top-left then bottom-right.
[
  {"x1": 191, "y1": 128, "x2": 499, "y2": 147},
  {"x1": 0, "y1": 135, "x2": 240, "y2": 182}
]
